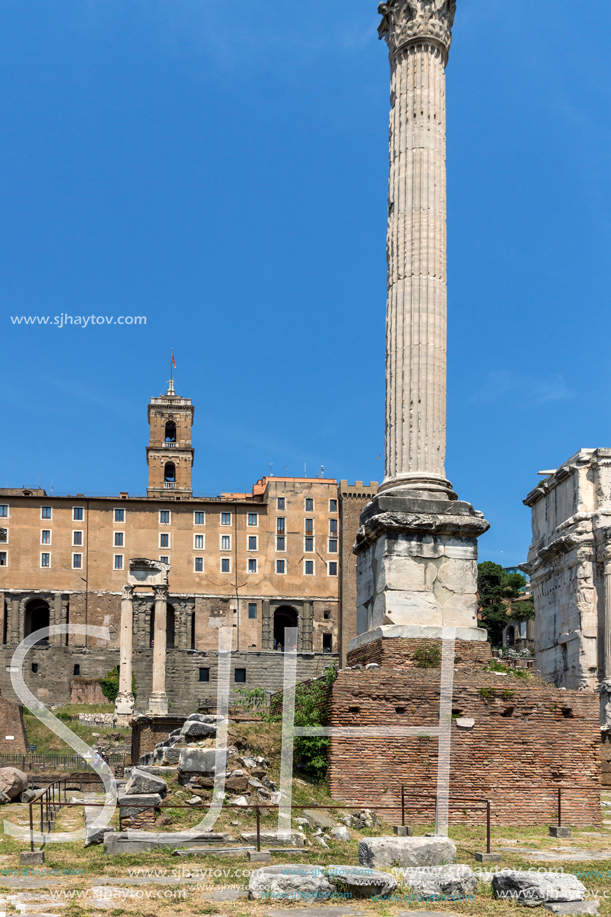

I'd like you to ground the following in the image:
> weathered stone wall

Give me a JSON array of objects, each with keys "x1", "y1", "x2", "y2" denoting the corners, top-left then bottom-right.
[
  {"x1": 328, "y1": 666, "x2": 601, "y2": 826},
  {"x1": 0, "y1": 645, "x2": 338, "y2": 716},
  {"x1": 338, "y1": 482, "x2": 378, "y2": 664}
]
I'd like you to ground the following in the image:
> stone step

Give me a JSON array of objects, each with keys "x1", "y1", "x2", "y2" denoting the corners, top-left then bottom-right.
[{"x1": 173, "y1": 846, "x2": 256, "y2": 857}]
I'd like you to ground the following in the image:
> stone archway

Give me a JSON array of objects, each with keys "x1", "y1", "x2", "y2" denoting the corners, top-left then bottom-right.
[
  {"x1": 273, "y1": 605, "x2": 298, "y2": 652},
  {"x1": 24, "y1": 598, "x2": 50, "y2": 646},
  {"x1": 505, "y1": 625, "x2": 515, "y2": 647}
]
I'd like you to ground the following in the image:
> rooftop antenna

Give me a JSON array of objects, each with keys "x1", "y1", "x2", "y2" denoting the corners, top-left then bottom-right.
[
  {"x1": 304, "y1": 463, "x2": 307, "y2": 478},
  {"x1": 320, "y1": 465, "x2": 325, "y2": 478}
]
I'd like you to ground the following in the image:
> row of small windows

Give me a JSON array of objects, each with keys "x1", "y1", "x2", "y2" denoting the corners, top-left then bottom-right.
[
  {"x1": 0, "y1": 529, "x2": 338, "y2": 551},
  {"x1": 0, "y1": 505, "x2": 339, "y2": 528},
  {"x1": 276, "y1": 498, "x2": 338, "y2": 513}
]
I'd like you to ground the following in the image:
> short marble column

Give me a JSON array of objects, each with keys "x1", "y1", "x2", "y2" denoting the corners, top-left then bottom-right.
[
  {"x1": 115, "y1": 585, "x2": 135, "y2": 726},
  {"x1": 148, "y1": 585, "x2": 169, "y2": 715}
]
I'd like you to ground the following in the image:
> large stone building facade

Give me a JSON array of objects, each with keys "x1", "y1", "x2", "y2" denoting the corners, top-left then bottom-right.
[
  {"x1": 0, "y1": 381, "x2": 376, "y2": 713},
  {"x1": 524, "y1": 449, "x2": 611, "y2": 697}
]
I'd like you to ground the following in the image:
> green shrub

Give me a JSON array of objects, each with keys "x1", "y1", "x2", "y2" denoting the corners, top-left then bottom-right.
[{"x1": 98, "y1": 668, "x2": 137, "y2": 703}]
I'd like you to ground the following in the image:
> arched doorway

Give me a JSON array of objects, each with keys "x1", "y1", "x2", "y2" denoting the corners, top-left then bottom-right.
[
  {"x1": 505, "y1": 625, "x2": 515, "y2": 647},
  {"x1": 149, "y1": 604, "x2": 175, "y2": 648},
  {"x1": 273, "y1": 606, "x2": 298, "y2": 652},
  {"x1": 24, "y1": 599, "x2": 50, "y2": 646}
]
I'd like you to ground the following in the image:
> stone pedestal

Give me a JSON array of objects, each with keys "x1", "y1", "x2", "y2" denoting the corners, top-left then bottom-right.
[
  {"x1": 115, "y1": 585, "x2": 135, "y2": 727},
  {"x1": 353, "y1": 493, "x2": 489, "y2": 640},
  {"x1": 148, "y1": 585, "x2": 169, "y2": 716}
]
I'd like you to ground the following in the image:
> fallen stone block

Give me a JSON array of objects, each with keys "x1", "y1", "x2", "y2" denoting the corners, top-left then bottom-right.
[
  {"x1": 182, "y1": 720, "x2": 218, "y2": 740},
  {"x1": 104, "y1": 831, "x2": 231, "y2": 854},
  {"x1": 0, "y1": 767, "x2": 28, "y2": 803},
  {"x1": 359, "y1": 836, "x2": 456, "y2": 869},
  {"x1": 117, "y1": 793, "x2": 162, "y2": 820},
  {"x1": 330, "y1": 826, "x2": 351, "y2": 842},
  {"x1": 241, "y1": 831, "x2": 305, "y2": 848},
  {"x1": 492, "y1": 871, "x2": 587, "y2": 906},
  {"x1": 249, "y1": 864, "x2": 334, "y2": 900},
  {"x1": 400, "y1": 864, "x2": 478, "y2": 899},
  {"x1": 179, "y1": 747, "x2": 227, "y2": 774},
  {"x1": 326, "y1": 864, "x2": 397, "y2": 898},
  {"x1": 303, "y1": 809, "x2": 336, "y2": 831},
  {"x1": 125, "y1": 767, "x2": 168, "y2": 797},
  {"x1": 544, "y1": 903, "x2": 600, "y2": 915}
]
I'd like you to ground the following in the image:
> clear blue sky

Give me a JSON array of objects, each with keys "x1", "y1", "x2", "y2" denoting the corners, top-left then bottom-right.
[{"x1": 3, "y1": 0, "x2": 611, "y2": 567}]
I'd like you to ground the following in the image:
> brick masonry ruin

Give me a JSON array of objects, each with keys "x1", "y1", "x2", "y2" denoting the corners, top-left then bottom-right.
[{"x1": 324, "y1": 638, "x2": 601, "y2": 826}]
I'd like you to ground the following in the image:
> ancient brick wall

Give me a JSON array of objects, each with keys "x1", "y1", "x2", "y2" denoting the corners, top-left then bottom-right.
[
  {"x1": 131, "y1": 715, "x2": 187, "y2": 762},
  {"x1": 347, "y1": 637, "x2": 492, "y2": 670},
  {"x1": 328, "y1": 666, "x2": 601, "y2": 826},
  {"x1": 0, "y1": 697, "x2": 27, "y2": 755}
]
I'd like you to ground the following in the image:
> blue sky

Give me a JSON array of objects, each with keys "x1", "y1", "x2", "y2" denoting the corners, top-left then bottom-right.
[{"x1": 2, "y1": 0, "x2": 611, "y2": 566}]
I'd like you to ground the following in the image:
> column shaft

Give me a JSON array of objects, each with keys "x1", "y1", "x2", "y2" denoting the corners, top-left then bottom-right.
[
  {"x1": 148, "y1": 586, "x2": 169, "y2": 715},
  {"x1": 115, "y1": 586, "x2": 135, "y2": 725}
]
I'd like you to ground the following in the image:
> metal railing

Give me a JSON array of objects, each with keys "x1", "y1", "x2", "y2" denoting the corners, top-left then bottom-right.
[{"x1": 0, "y1": 753, "x2": 124, "y2": 771}]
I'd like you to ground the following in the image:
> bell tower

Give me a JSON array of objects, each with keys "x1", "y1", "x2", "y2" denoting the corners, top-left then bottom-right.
[{"x1": 147, "y1": 379, "x2": 194, "y2": 499}]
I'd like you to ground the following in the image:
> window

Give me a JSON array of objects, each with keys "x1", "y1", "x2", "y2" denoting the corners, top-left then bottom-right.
[
  {"x1": 72, "y1": 554, "x2": 82, "y2": 569},
  {"x1": 41, "y1": 530, "x2": 51, "y2": 545},
  {"x1": 248, "y1": 558, "x2": 257, "y2": 574},
  {"x1": 221, "y1": 558, "x2": 231, "y2": 573},
  {"x1": 73, "y1": 507, "x2": 84, "y2": 521},
  {"x1": 194, "y1": 557, "x2": 204, "y2": 572},
  {"x1": 0, "y1": 552, "x2": 6, "y2": 567},
  {"x1": 324, "y1": 610, "x2": 331, "y2": 620},
  {"x1": 114, "y1": 532, "x2": 124, "y2": 547},
  {"x1": 41, "y1": 553, "x2": 50, "y2": 568},
  {"x1": 520, "y1": 621, "x2": 527, "y2": 639},
  {"x1": 235, "y1": 668, "x2": 247, "y2": 684},
  {"x1": 221, "y1": 512, "x2": 232, "y2": 526},
  {"x1": 0, "y1": 528, "x2": 6, "y2": 544},
  {"x1": 305, "y1": 537, "x2": 314, "y2": 552},
  {"x1": 330, "y1": 499, "x2": 338, "y2": 512},
  {"x1": 248, "y1": 536, "x2": 258, "y2": 551},
  {"x1": 164, "y1": 462, "x2": 176, "y2": 484},
  {"x1": 73, "y1": 531, "x2": 83, "y2": 546},
  {"x1": 159, "y1": 533, "x2": 170, "y2": 548},
  {"x1": 248, "y1": 513, "x2": 258, "y2": 527},
  {"x1": 276, "y1": 536, "x2": 285, "y2": 551},
  {"x1": 330, "y1": 519, "x2": 338, "y2": 535},
  {"x1": 41, "y1": 506, "x2": 52, "y2": 520},
  {"x1": 305, "y1": 560, "x2": 314, "y2": 575},
  {"x1": 114, "y1": 555, "x2": 124, "y2": 571},
  {"x1": 305, "y1": 498, "x2": 313, "y2": 511},
  {"x1": 0, "y1": 505, "x2": 7, "y2": 518},
  {"x1": 277, "y1": 497, "x2": 285, "y2": 510},
  {"x1": 114, "y1": 509, "x2": 125, "y2": 523},
  {"x1": 165, "y1": 420, "x2": 176, "y2": 443},
  {"x1": 73, "y1": 665, "x2": 80, "y2": 676},
  {"x1": 305, "y1": 518, "x2": 314, "y2": 534},
  {"x1": 329, "y1": 562, "x2": 338, "y2": 576},
  {"x1": 221, "y1": 534, "x2": 231, "y2": 550},
  {"x1": 199, "y1": 667, "x2": 210, "y2": 683},
  {"x1": 276, "y1": 559, "x2": 285, "y2": 575},
  {"x1": 248, "y1": 602, "x2": 257, "y2": 619},
  {"x1": 31, "y1": 663, "x2": 38, "y2": 674},
  {"x1": 194, "y1": 512, "x2": 205, "y2": 525},
  {"x1": 329, "y1": 539, "x2": 338, "y2": 553},
  {"x1": 159, "y1": 511, "x2": 170, "y2": 524},
  {"x1": 159, "y1": 556, "x2": 169, "y2": 564},
  {"x1": 277, "y1": 517, "x2": 285, "y2": 534},
  {"x1": 194, "y1": 534, "x2": 204, "y2": 549},
  {"x1": 323, "y1": 634, "x2": 333, "y2": 654}
]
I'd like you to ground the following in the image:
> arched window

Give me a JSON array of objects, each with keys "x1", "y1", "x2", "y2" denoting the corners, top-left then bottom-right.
[
  {"x1": 273, "y1": 605, "x2": 299, "y2": 653},
  {"x1": 164, "y1": 462, "x2": 176, "y2": 483},
  {"x1": 165, "y1": 421, "x2": 176, "y2": 443},
  {"x1": 25, "y1": 599, "x2": 50, "y2": 646}
]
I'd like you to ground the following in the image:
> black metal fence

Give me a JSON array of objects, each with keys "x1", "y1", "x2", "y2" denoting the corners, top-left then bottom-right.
[{"x1": 0, "y1": 752, "x2": 125, "y2": 771}]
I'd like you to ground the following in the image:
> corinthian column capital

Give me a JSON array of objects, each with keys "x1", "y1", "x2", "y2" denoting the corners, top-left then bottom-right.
[{"x1": 378, "y1": 0, "x2": 456, "y2": 61}]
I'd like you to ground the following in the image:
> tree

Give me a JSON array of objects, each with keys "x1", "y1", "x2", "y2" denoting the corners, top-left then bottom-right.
[{"x1": 477, "y1": 562, "x2": 533, "y2": 647}]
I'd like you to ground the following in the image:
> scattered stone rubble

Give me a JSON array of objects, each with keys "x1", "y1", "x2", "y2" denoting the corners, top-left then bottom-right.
[{"x1": 0, "y1": 768, "x2": 28, "y2": 804}]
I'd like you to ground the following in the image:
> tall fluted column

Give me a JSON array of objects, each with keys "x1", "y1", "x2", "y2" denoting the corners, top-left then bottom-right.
[
  {"x1": 115, "y1": 585, "x2": 135, "y2": 726},
  {"x1": 378, "y1": 0, "x2": 456, "y2": 495},
  {"x1": 148, "y1": 585, "x2": 169, "y2": 715}
]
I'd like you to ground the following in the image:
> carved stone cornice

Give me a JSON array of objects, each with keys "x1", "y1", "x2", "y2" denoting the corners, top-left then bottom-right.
[{"x1": 378, "y1": 0, "x2": 456, "y2": 60}]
